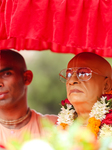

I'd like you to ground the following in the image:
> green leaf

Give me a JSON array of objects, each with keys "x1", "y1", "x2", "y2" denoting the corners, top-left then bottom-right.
[{"x1": 11, "y1": 140, "x2": 21, "y2": 150}]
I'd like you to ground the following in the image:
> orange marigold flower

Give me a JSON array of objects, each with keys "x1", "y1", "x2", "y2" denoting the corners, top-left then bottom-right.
[
  {"x1": 60, "y1": 123, "x2": 68, "y2": 130},
  {"x1": 106, "y1": 90, "x2": 112, "y2": 94},
  {"x1": 87, "y1": 123, "x2": 95, "y2": 131},
  {"x1": 88, "y1": 125, "x2": 99, "y2": 137},
  {"x1": 88, "y1": 117, "x2": 95, "y2": 123},
  {"x1": 94, "y1": 126, "x2": 100, "y2": 133},
  {"x1": 88, "y1": 117, "x2": 101, "y2": 126},
  {"x1": 87, "y1": 123, "x2": 91, "y2": 128},
  {"x1": 87, "y1": 117, "x2": 101, "y2": 137},
  {"x1": 92, "y1": 131, "x2": 98, "y2": 137},
  {"x1": 94, "y1": 119, "x2": 101, "y2": 127}
]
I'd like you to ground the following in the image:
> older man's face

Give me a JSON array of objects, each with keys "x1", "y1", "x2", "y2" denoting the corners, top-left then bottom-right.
[{"x1": 66, "y1": 57, "x2": 107, "y2": 106}]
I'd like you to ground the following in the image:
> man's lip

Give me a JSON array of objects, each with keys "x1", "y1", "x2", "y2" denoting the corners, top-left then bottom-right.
[
  {"x1": 0, "y1": 92, "x2": 9, "y2": 100},
  {"x1": 0, "y1": 92, "x2": 8, "y2": 95},
  {"x1": 69, "y1": 89, "x2": 83, "y2": 95}
]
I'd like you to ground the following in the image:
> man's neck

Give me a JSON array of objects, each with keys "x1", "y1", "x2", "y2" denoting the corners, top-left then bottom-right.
[
  {"x1": 0, "y1": 106, "x2": 31, "y2": 129},
  {"x1": 73, "y1": 102, "x2": 94, "y2": 124},
  {"x1": 77, "y1": 113, "x2": 90, "y2": 126},
  {"x1": 0, "y1": 112, "x2": 32, "y2": 129}
]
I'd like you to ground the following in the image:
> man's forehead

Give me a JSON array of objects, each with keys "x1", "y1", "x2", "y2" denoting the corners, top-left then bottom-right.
[
  {"x1": 0, "y1": 59, "x2": 22, "y2": 73},
  {"x1": 68, "y1": 52, "x2": 107, "y2": 68},
  {"x1": 0, "y1": 60, "x2": 19, "y2": 68},
  {"x1": 67, "y1": 52, "x2": 111, "y2": 78},
  {"x1": 68, "y1": 57, "x2": 96, "y2": 68}
]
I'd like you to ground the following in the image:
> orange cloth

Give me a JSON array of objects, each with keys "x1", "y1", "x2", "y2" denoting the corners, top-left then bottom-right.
[{"x1": 0, "y1": 110, "x2": 57, "y2": 146}]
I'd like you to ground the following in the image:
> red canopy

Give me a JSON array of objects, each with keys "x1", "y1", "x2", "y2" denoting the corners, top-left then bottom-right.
[{"x1": 0, "y1": 0, "x2": 112, "y2": 57}]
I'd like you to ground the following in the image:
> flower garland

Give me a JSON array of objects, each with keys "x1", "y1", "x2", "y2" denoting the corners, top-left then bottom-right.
[
  {"x1": 57, "y1": 99, "x2": 76, "y2": 129},
  {"x1": 57, "y1": 94, "x2": 112, "y2": 138}
]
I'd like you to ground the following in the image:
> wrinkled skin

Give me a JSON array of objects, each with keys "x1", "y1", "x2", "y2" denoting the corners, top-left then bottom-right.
[
  {"x1": 66, "y1": 52, "x2": 111, "y2": 122},
  {"x1": 0, "y1": 50, "x2": 33, "y2": 128}
]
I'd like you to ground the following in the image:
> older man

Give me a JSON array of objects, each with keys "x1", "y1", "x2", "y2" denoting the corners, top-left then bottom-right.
[
  {"x1": 59, "y1": 52, "x2": 111, "y2": 126},
  {"x1": 0, "y1": 50, "x2": 57, "y2": 147}
]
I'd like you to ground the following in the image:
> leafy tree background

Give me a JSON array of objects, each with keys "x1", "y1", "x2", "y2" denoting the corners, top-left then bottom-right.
[{"x1": 20, "y1": 51, "x2": 112, "y2": 115}]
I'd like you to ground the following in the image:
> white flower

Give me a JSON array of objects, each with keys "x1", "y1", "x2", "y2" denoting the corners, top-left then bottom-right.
[
  {"x1": 57, "y1": 104, "x2": 75, "y2": 125},
  {"x1": 21, "y1": 139, "x2": 54, "y2": 150},
  {"x1": 99, "y1": 124, "x2": 112, "y2": 139},
  {"x1": 89, "y1": 96, "x2": 109, "y2": 121}
]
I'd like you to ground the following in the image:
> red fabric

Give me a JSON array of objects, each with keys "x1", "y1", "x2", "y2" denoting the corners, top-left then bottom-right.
[{"x1": 1, "y1": 0, "x2": 112, "y2": 56}]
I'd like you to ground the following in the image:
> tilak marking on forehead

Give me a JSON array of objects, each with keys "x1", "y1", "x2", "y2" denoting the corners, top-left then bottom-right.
[
  {"x1": 74, "y1": 53, "x2": 83, "y2": 67},
  {"x1": 75, "y1": 54, "x2": 80, "y2": 67}
]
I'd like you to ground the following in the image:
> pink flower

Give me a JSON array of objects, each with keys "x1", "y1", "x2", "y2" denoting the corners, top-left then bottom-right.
[
  {"x1": 61, "y1": 100, "x2": 65, "y2": 106},
  {"x1": 65, "y1": 99, "x2": 71, "y2": 104},
  {"x1": 0, "y1": 144, "x2": 5, "y2": 149},
  {"x1": 101, "y1": 110, "x2": 112, "y2": 126},
  {"x1": 102, "y1": 94, "x2": 112, "y2": 100},
  {"x1": 61, "y1": 98, "x2": 71, "y2": 106},
  {"x1": 101, "y1": 94, "x2": 112, "y2": 126}
]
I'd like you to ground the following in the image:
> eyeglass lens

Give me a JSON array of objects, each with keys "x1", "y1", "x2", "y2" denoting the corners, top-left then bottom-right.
[
  {"x1": 76, "y1": 68, "x2": 92, "y2": 81},
  {"x1": 60, "y1": 67, "x2": 92, "y2": 83}
]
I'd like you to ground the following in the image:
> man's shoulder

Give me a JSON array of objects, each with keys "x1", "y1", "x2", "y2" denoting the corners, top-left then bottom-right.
[
  {"x1": 31, "y1": 109, "x2": 43, "y2": 117},
  {"x1": 31, "y1": 109, "x2": 57, "y2": 124}
]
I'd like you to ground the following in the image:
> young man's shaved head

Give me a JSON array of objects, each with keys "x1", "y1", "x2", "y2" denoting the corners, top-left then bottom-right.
[
  {"x1": 0, "y1": 49, "x2": 27, "y2": 72},
  {"x1": 0, "y1": 49, "x2": 33, "y2": 109}
]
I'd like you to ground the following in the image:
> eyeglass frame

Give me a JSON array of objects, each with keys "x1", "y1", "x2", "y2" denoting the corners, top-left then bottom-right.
[{"x1": 59, "y1": 67, "x2": 107, "y2": 83}]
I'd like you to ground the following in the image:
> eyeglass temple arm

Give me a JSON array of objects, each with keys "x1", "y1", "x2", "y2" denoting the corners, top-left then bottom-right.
[
  {"x1": 93, "y1": 71, "x2": 108, "y2": 78},
  {"x1": 59, "y1": 73, "x2": 66, "y2": 79}
]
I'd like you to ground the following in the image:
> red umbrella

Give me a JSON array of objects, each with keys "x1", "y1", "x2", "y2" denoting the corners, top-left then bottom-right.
[{"x1": 0, "y1": 0, "x2": 112, "y2": 57}]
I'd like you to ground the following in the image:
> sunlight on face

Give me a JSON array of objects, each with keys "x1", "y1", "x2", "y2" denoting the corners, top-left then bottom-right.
[
  {"x1": 66, "y1": 72, "x2": 105, "y2": 105},
  {"x1": 66, "y1": 53, "x2": 110, "y2": 106}
]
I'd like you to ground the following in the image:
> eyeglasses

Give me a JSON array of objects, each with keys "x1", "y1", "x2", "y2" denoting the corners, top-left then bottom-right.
[{"x1": 59, "y1": 67, "x2": 106, "y2": 83}]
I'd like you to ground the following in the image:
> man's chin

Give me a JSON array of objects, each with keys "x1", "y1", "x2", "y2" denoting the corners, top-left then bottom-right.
[
  {"x1": 0, "y1": 98, "x2": 12, "y2": 107},
  {"x1": 69, "y1": 95, "x2": 85, "y2": 104},
  {"x1": 69, "y1": 92, "x2": 84, "y2": 97}
]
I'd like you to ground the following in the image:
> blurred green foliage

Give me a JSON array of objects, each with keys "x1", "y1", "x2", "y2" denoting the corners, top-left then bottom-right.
[
  {"x1": 21, "y1": 51, "x2": 112, "y2": 115},
  {"x1": 22, "y1": 51, "x2": 73, "y2": 115}
]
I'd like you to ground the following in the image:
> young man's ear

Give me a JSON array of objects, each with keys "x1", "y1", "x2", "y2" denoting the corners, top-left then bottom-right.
[
  {"x1": 103, "y1": 77, "x2": 112, "y2": 94},
  {"x1": 23, "y1": 70, "x2": 33, "y2": 85}
]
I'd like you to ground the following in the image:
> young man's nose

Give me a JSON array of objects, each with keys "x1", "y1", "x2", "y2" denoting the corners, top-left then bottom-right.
[{"x1": 0, "y1": 82, "x2": 4, "y2": 87}]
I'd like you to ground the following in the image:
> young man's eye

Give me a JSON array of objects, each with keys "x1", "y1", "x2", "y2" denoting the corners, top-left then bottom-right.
[{"x1": 4, "y1": 72, "x2": 12, "y2": 76}]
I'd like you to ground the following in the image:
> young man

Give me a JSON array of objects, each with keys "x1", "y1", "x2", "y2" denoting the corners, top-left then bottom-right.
[{"x1": 0, "y1": 50, "x2": 57, "y2": 146}]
